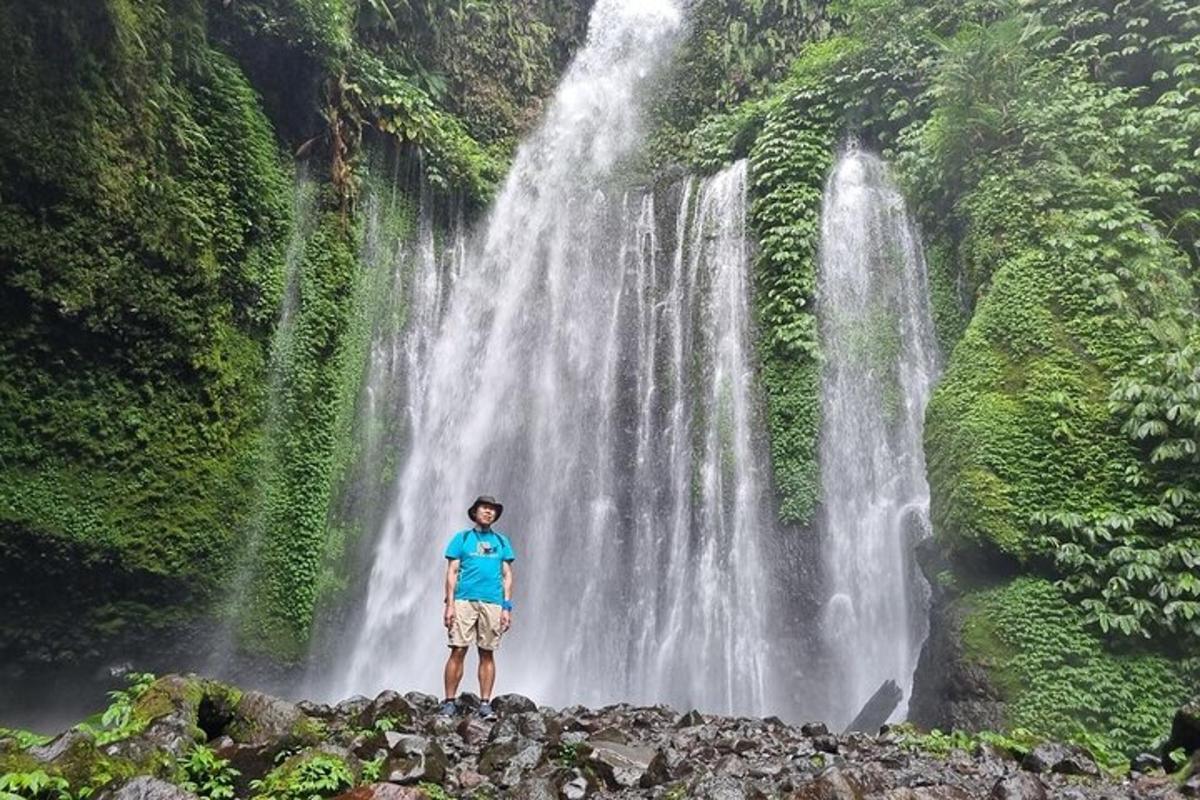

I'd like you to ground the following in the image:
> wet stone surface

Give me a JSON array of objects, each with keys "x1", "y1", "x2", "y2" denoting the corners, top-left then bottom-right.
[{"x1": 12, "y1": 676, "x2": 1196, "y2": 800}]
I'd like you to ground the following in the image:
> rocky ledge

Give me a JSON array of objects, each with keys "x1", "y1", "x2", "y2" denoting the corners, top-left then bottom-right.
[{"x1": 1, "y1": 675, "x2": 1197, "y2": 800}]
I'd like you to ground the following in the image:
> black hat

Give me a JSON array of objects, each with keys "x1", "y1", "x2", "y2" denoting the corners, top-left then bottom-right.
[{"x1": 468, "y1": 495, "x2": 504, "y2": 523}]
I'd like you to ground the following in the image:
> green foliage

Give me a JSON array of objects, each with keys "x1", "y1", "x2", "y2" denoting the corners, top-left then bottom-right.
[
  {"x1": 237, "y1": 208, "x2": 366, "y2": 658},
  {"x1": 416, "y1": 784, "x2": 451, "y2": 800},
  {"x1": 646, "y1": 0, "x2": 833, "y2": 167},
  {"x1": 962, "y1": 577, "x2": 1199, "y2": 759},
  {"x1": 179, "y1": 746, "x2": 240, "y2": 800},
  {"x1": 348, "y1": 51, "x2": 503, "y2": 201},
  {"x1": 0, "y1": 771, "x2": 71, "y2": 800},
  {"x1": 743, "y1": 47, "x2": 843, "y2": 525},
  {"x1": 250, "y1": 752, "x2": 353, "y2": 800},
  {"x1": 552, "y1": 741, "x2": 582, "y2": 768},
  {"x1": 76, "y1": 673, "x2": 157, "y2": 746},
  {"x1": 358, "y1": 757, "x2": 383, "y2": 785},
  {"x1": 0, "y1": 0, "x2": 291, "y2": 659},
  {"x1": 0, "y1": 729, "x2": 52, "y2": 750}
]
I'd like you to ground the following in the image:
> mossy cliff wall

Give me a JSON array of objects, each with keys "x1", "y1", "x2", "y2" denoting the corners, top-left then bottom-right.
[
  {"x1": 0, "y1": 0, "x2": 590, "y2": 676},
  {"x1": 670, "y1": 0, "x2": 1199, "y2": 755}
]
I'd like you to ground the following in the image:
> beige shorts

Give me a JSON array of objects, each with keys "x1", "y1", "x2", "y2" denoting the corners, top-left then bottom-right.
[{"x1": 448, "y1": 599, "x2": 504, "y2": 650}]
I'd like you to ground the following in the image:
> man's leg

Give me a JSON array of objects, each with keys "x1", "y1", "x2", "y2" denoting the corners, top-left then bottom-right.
[
  {"x1": 443, "y1": 646, "x2": 467, "y2": 700},
  {"x1": 478, "y1": 648, "x2": 495, "y2": 701}
]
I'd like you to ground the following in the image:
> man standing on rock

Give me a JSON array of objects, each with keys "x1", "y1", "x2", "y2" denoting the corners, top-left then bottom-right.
[{"x1": 440, "y1": 495, "x2": 515, "y2": 718}]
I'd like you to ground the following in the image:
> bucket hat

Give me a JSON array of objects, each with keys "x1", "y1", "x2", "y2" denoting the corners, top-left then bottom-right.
[{"x1": 468, "y1": 495, "x2": 503, "y2": 523}]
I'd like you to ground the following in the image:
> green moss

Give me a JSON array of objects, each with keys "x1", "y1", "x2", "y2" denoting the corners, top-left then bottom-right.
[
  {"x1": 961, "y1": 577, "x2": 1199, "y2": 758},
  {"x1": 0, "y1": 0, "x2": 291, "y2": 659}
]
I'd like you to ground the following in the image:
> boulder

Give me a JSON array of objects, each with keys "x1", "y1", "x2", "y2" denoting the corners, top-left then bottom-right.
[
  {"x1": 843, "y1": 680, "x2": 903, "y2": 734},
  {"x1": 96, "y1": 777, "x2": 198, "y2": 800},
  {"x1": 334, "y1": 696, "x2": 372, "y2": 723},
  {"x1": 403, "y1": 693, "x2": 439, "y2": 716},
  {"x1": 884, "y1": 789, "x2": 971, "y2": 800},
  {"x1": 585, "y1": 741, "x2": 669, "y2": 789},
  {"x1": 332, "y1": 785, "x2": 429, "y2": 800},
  {"x1": 677, "y1": 710, "x2": 705, "y2": 729},
  {"x1": 1162, "y1": 696, "x2": 1200, "y2": 772},
  {"x1": 559, "y1": 770, "x2": 590, "y2": 799},
  {"x1": 1020, "y1": 743, "x2": 1099, "y2": 776},
  {"x1": 1130, "y1": 752, "x2": 1161, "y2": 773},
  {"x1": 229, "y1": 691, "x2": 315, "y2": 747},
  {"x1": 492, "y1": 694, "x2": 538, "y2": 716},
  {"x1": 383, "y1": 735, "x2": 447, "y2": 784},
  {"x1": 787, "y1": 764, "x2": 889, "y2": 800},
  {"x1": 362, "y1": 691, "x2": 417, "y2": 728},
  {"x1": 508, "y1": 775, "x2": 557, "y2": 800},
  {"x1": 801, "y1": 723, "x2": 829, "y2": 737},
  {"x1": 989, "y1": 773, "x2": 1047, "y2": 800}
]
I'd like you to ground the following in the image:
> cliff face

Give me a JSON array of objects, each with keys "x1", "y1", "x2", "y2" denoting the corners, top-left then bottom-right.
[{"x1": 0, "y1": 0, "x2": 590, "y2": 679}]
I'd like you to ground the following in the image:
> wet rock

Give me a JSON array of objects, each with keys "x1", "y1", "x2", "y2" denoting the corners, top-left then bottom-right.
[
  {"x1": 692, "y1": 773, "x2": 759, "y2": 800},
  {"x1": 677, "y1": 709, "x2": 705, "y2": 729},
  {"x1": 334, "y1": 696, "x2": 372, "y2": 723},
  {"x1": 332, "y1": 785, "x2": 430, "y2": 800},
  {"x1": 230, "y1": 691, "x2": 313, "y2": 746},
  {"x1": 210, "y1": 736, "x2": 278, "y2": 788},
  {"x1": 456, "y1": 769, "x2": 487, "y2": 791},
  {"x1": 989, "y1": 773, "x2": 1047, "y2": 800},
  {"x1": 585, "y1": 741, "x2": 669, "y2": 789},
  {"x1": 1021, "y1": 742, "x2": 1099, "y2": 776},
  {"x1": 509, "y1": 775, "x2": 557, "y2": 800},
  {"x1": 483, "y1": 738, "x2": 545, "y2": 785},
  {"x1": 1130, "y1": 752, "x2": 1161, "y2": 773},
  {"x1": 560, "y1": 770, "x2": 590, "y2": 799},
  {"x1": 788, "y1": 764, "x2": 889, "y2": 800},
  {"x1": 588, "y1": 727, "x2": 630, "y2": 745},
  {"x1": 844, "y1": 680, "x2": 903, "y2": 734},
  {"x1": 456, "y1": 717, "x2": 491, "y2": 747},
  {"x1": 403, "y1": 693, "x2": 439, "y2": 716},
  {"x1": 96, "y1": 777, "x2": 198, "y2": 800},
  {"x1": 493, "y1": 693, "x2": 538, "y2": 716},
  {"x1": 884, "y1": 788, "x2": 971, "y2": 800},
  {"x1": 812, "y1": 734, "x2": 840, "y2": 754},
  {"x1": 383, "y1": 735, "x2": 446, "y2": 784},
  {"x1": 1163, "y1": 697, "x2": 1200, "y2": 772},
  {"x1": 801, "y1": 722, "x2": 829, "y2": 737},
  {"x1": 29, "y1": 729, "x2": 96, "y2": 764},
  {"x1": 363, "y1": 691, "x2": 417, "y2": 728},
  {"x1": 296, "y1": 701, "x2": 336, "y2": 720}
]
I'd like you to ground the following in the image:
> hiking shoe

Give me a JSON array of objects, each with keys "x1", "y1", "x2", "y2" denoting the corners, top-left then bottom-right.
[
  {"x1": 437, "y1": 699, "x2": 458, "y2": 716},
  {"x1": 477, "y1": 701, "x2": 495, "y2": 719}
]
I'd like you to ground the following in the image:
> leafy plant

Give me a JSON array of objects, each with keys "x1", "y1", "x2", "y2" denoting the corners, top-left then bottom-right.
[
  {"x1": 76, "y1": 672, "x2": 156, "y2": 745},
  {"x1": 0, "y1": 771, "x2": 71, "y2": 800},
  {"x1": 250, "y1": 753, "x2": 354, "y2": 800},
  {"x1": 180, "y1": 745, "x2": 240, "y2": 800}
]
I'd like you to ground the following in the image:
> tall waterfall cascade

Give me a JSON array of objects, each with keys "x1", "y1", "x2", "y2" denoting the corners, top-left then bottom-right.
[
  {"x1": 816, "y1": 148, "x2": 941, "y2": 728},
  {"x1": 330, "y1": 0, "x2": 802, "y2": 716}
]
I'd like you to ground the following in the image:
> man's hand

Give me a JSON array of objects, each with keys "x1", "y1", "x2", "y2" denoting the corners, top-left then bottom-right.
[
  {"x1": 443, "y1": 602, "x2": 455, "y2": 629},
  {"x1": 500, "y1": 609, "x2": 512, "y2": 633}
]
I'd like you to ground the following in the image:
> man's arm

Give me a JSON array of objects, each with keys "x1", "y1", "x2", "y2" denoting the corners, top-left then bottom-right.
[
  {"x1": 500, "y1": 561, "x2": 513, "y2": 632},
  {"x1": 443, "y1": 559, "x2": 460, "y2": 628}
]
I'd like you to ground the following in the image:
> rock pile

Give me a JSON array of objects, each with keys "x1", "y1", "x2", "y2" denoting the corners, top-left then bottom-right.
[{"x1": 3, "y1": 675, "x2": 1197, "y2": 800}]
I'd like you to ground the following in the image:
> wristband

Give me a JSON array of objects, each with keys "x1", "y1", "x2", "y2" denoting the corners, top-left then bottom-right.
[{"x1": 501, "y1": 600, "x2": 513, "y2": 611}]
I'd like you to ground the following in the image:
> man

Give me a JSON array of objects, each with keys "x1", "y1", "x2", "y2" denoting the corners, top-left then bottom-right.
[{"x1": 440, "y1": 494, "x2": 515, "y2": 718}]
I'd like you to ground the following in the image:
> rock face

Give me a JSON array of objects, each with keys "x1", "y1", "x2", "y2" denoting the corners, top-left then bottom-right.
[
  {"x1": 908, "y1": 544, "x2": 1008, "y2": 734},
  {"x1": 4, "y1": 673, "x2": 1185, "y2": 800}
]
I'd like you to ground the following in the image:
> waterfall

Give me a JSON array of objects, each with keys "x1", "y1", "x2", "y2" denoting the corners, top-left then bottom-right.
[
  {"x1": 815, "y1": 147, "x2": 940, "y2": 728},
  {"x1": 330, "y1": 0, "x2": 797, "y2": 716}
]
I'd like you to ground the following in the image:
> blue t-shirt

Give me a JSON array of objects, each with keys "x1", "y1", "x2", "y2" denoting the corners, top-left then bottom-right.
[{"x1": 444, "y1": 528, "x2": 515, "y2": 605}]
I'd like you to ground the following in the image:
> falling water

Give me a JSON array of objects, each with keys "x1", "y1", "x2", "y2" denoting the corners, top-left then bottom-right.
[
  {"x1": 332, "y1": 0, "x2": 794, "y2": 716},
  {"x1": 816, "y1": 147, "x2": 940, "y2": 728}
]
